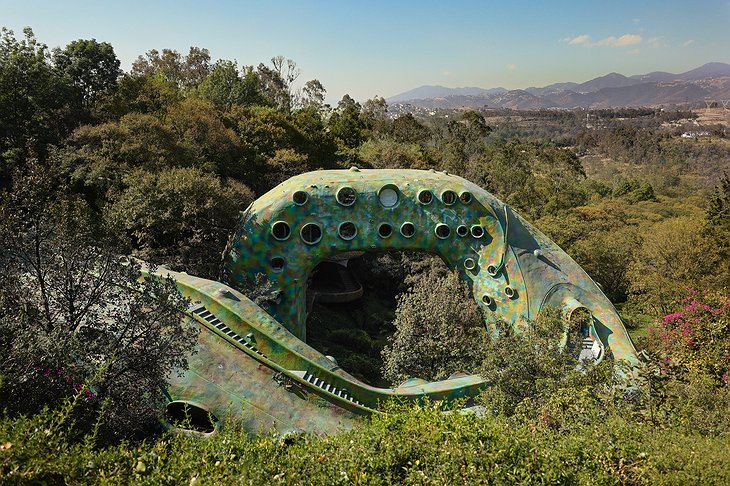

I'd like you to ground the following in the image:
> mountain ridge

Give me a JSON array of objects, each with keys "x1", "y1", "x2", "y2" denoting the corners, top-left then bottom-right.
[{"x1": 388, "y1": 62, "x2": 730, "y2": 109}]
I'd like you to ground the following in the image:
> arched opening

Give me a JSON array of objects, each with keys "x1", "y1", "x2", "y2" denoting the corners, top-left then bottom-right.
[
  {"x1": 306, "y1": 251, "x2": 452, "y2": 387},
  {"x1": 166, "y1": 401, "x2": 218, "y2": 434}
]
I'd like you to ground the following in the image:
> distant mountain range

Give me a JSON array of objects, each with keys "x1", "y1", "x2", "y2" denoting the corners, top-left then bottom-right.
[{"x1": 387, "y1": 62, "x2": 730, "y2": 110}]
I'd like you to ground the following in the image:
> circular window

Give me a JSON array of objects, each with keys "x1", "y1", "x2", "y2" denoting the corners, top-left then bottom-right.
[
  {"x1": 271, "y1": 221, "x2": 291, "y2": 241},
  {"x1": 441, "y1": 190, "x2": 457, "y2": 205},
  {"x1": 459, "y1": 191, "x2": 473, "y2": 204},
  {"x1": 338, "y1": 221, "x2": 357, "y2": 240},
  {"x1": 505, "y1": 286, "x2": 516, "y2": 299},
  {"x1": 487, "y1": 264, "x2": 498, "y2": 277},
  {"x1": 435, "y1": 223, "x2": 451, "y2": 239},
  {"x1": 470, "y1": 225, "x2": 484, "y2": 238},
  {"x1": 482, "y1": 294, "x2": 492, "y2": 306},
  {"x1": 400, "y1": 222, "x2": 415, "y2": 238},
  {"x1": 378, "y1": 185, "x2": 399, "y2": 208},
  {"x1": 378, "y1": 223, "x2": 393, "y2": 238},
  {"x1": 271, "y1": 257, "x2": 285, "y2": 272},
  {"x1": 456, "y1": 225, "x2": 469, "y2": 237},
  {"x1": 417, "y1": 190, "x2": 434, "y2": 205},
  {"x1": 336, "y1": 187, "x2": 357, "y2": 206},
  {"x1": 464, "y1": 257, "x2": 476, "y2": 270},
  {"x1": 300, "y1": 223, "x2": 322, "y2": 245},
  {"x1": 293, "y1": 191, "x2": 308, "y2": 206}
]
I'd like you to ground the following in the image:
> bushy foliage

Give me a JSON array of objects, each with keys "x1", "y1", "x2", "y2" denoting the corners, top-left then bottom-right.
[
  {"x1": 646, "y1": 289, "x2": 730, "y2": 381},
  {"x1": 3, "y1": 393, "x2": 730, "y2": 484},
  {"x1": 381, "y1": 264, "x2": 488, "y2": 384},
  {"x1": 478, "y1": 308, "x2": 617, "y2": 418},
  {"x1": 0, "y1": 170, "x2": 198, "y2": 442},
  {"x1": 627, "y1": 216, "x2": 722, "y2": 315},
  {"x1": 105, "y1": 167, "x2": 248, "y2": 277}
]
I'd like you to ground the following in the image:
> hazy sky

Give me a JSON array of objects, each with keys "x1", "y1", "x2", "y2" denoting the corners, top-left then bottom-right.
[{"x1": 2, "y1": 0, "x2": 729, "y2": 103}]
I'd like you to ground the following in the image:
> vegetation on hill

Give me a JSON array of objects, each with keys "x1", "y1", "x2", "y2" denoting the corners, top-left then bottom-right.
[{"x1": 1, "y1": 27, "x2": 729, "y2": 483}]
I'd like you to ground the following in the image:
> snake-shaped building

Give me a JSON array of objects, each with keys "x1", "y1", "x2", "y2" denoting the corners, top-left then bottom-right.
[{"x1": 160, "y1": 168, "x2": 639, "y2": 435}]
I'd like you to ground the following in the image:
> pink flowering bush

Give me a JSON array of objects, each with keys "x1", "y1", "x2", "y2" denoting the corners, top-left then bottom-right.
[{"x1": 647, "y1": 289, "x2": 730, "y2": 382}]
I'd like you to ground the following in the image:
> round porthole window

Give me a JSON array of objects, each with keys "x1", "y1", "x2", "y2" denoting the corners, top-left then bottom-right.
[
  {"x1": 482, "y1": 294, "x2": 492, "y2": 306},
  {"x1": 378, "y1": 185, "x2": 399, "y2": 208},
  {"x1": 378, "y1": 223, "x2": 393, "y2": 238},
  {"x1": 487, "y1": 264, "x2": 498, "y2": 277},
  {"x1": 271, "y1": 256, "x2": 285, "y2": 272},
  {"x1": 459, "y1": 191, "x2": 473, "y2": 204},
  {"x1": 336, "y1": 187, "x2": 357, "y2": 206},
  {"x1": 470, "y1": 225, "x2": 484, "y2": 238},
  {"x1": 400, "y1": 222, "x2": 415, "y2": 238},
  {"x1": 464, "y1": 257, "x2": 476, "y2": 270},
  {"x1": 293, "y1": 191, "x2": 308, "y2": 206},
  {"x1": 505, "y1": 286, "x2": 516, "y2": 299},
  {"x1": 338, "y1": 221, "x2": 357, "y2": 240},
  {"x1": 441, "y1": 190, "x2": 457, "y2": 205},
  {"x1": 300, "y1": 223, "x2": 322, "y2": 245},
  {"x1": 271, "y1": 221, "x2": 291, "y2": 241},
  {"x1": 435, "y1": 223, "x2": 451, "y2": 239},
  {"x1": 417, "y1": 190, "x2": 434, "y2": 205},
  {"x1": 456, "y1": 225, "x2": 469, "y2": 237}
]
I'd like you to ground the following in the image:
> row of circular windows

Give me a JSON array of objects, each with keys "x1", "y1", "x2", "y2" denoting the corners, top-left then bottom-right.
[
  {"x1": 271, "y1": 220, "x2": 486, "y2": 244},
  {"x1": 291, "y1": 186, "x2": 473, "y2": 208}
]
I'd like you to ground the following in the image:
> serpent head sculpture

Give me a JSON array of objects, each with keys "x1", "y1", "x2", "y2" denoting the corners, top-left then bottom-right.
[{"x1": 159, "y1": 169, "x2": 639, "y2": 435}]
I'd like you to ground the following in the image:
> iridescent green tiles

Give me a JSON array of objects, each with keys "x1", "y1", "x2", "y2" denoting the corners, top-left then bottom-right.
[
  {"x1": 223, "y1": 169, "x2": 639, "y2": 369},
  {"x1": 156, "y1": 169, "x2": 642, "y2": 436},
  {"x1": 224, "y1": 169, "x2": 505, "y2": 340}
]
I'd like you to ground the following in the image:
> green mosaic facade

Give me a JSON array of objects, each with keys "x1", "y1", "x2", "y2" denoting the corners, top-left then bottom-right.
[{"x1": 159, "y1": 168, "x2": 639, "y2": 435}]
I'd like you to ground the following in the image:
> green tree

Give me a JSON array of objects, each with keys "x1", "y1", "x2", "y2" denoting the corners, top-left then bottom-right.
[
  {"x1": 361, "y1": 96, "x2": 389, "y2": 135},
  {"x1": 0, "y1": 27, "x2": 73, "y2": 168},
  {"x1": 105, "y1": 167, "x2": 249, "y2": 277},
  {"x1": 391, "y1": 113, "x2": 430, "y2": 144},
  {"x1": 198, "y1": 61, "x2": 269, "y2": 110},
  {"x1": 165, "y1": 98, "x2": 244, "y2": 178},
  {"x1": 441, "y1": 110, "x2": 492, "y2": 175},
  {"x1": 52, "y1": 38, "x2": 121, "y2": 111},
  {"x1": 301, "y1": 79, "x2": 326, "y2": 111},
  {"x1": 0, "y1": 165, "x2": 198, "y2": 442},
  {"x1": 381, "y1": 264, "x2": 487, "y2": 383},
  {"x1": 95, "y1": 71, "x2": 182, "y2": 120},
  {"x1": 328, "y1": 94, "x2": 366, "y2": 150},
  {"x1": 131, "y1": 46, "x2": 210, "y2": 89},
  {"x1": 256, "y1": 58, "x2": 296, "y2": 112},
  {"x1": 358, "y1": 137, "x2": 431, "y2": 169},
  {"x1": 628, "y1": 217, "x2": 721, "y2": 316}
]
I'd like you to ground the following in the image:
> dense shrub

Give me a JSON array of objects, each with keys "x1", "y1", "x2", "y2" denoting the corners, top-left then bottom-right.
[
  {"x1": 646, "y1": 289, "x2": 730, "y2": 381},
  {"x1": 2, "y1": 396, "x2": 730, "y2": 484},
  {"x1": 381, "y1": 265, "x2": 487, "y2": 384},
  {"x1": 105, "y1": 167, "x2": 250, "y2": 278},
  {"x1": 0, "y1": 179, "x2": 198, "y2": 442}
]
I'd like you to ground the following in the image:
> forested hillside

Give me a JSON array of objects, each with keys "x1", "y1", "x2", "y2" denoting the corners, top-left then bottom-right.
[{"x1": 1, "y1": 28, "x2": 730, "y2": 483}]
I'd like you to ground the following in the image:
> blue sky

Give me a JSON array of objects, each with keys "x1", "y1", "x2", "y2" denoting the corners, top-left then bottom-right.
[{"x1": 2, "y1": 0, "x2": 729, "y2": 102}]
